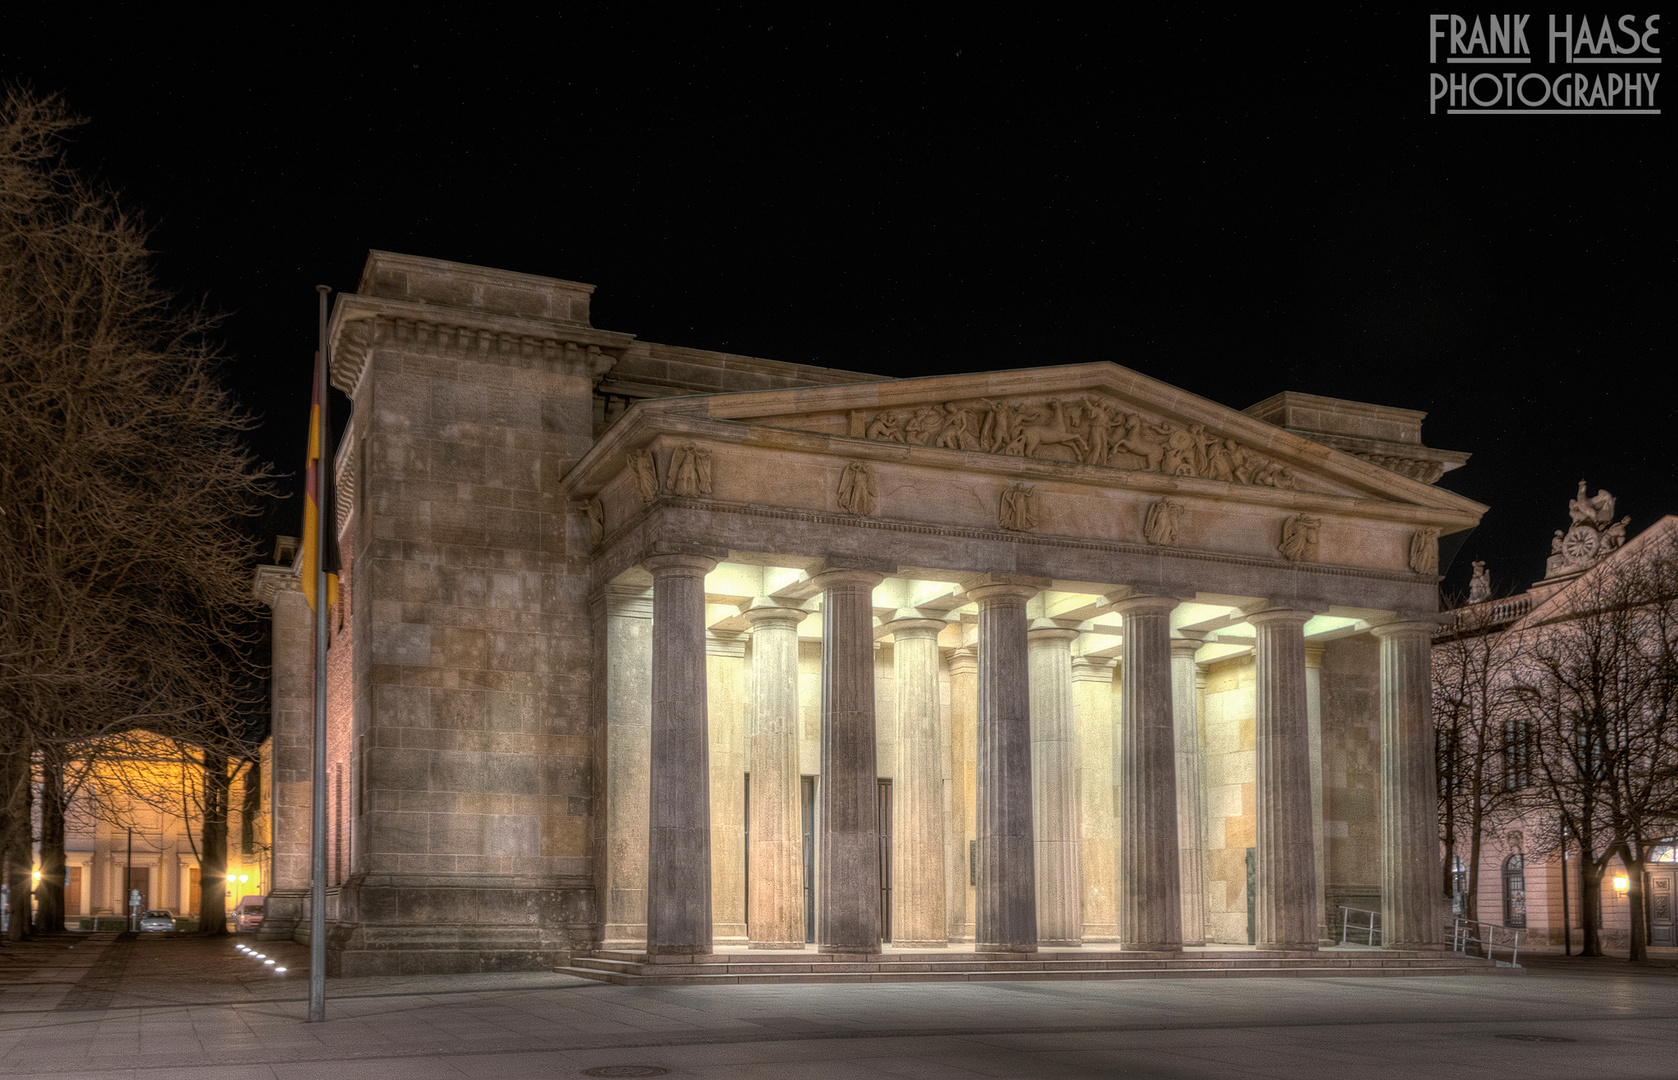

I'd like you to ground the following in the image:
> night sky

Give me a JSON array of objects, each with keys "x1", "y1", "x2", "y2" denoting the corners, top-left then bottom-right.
[{"x1": 5, "y1": 9, "x2": 1671, "y2": 598}]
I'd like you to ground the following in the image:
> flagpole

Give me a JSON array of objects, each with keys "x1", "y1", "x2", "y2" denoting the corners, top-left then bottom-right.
[{"x1": 309, "y1": 285, "x2": 331, "y2": 1023}]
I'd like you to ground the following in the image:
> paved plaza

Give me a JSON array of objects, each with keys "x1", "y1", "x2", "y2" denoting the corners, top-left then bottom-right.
[{"x1": 0, "y1": 933, "x2": 1675, "y2": 1078}]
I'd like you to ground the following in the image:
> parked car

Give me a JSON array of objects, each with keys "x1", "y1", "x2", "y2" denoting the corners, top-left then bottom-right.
[
  {"x1": 138, "y1": 910, "x2": 175, "y2": 933},
  {"x1": 233, "y1": 896, "x2": 265, "y2": 933}
]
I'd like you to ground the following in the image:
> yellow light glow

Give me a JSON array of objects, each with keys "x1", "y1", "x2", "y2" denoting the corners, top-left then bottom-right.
[
  {"x1": 238, "y1": 874, "x2": 249, "y2": 883},
  {"x1": 226, "y1": 874, "x2": 236, "y2": 882},
  {"x1": 32, "y1": 870, "x2": 41, "y2": 883},
  {"x1": 1613, "y1": 874, "x2": 1630, "y2": 893}
]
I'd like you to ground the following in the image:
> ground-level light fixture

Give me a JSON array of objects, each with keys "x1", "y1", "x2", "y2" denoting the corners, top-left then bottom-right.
[
  {"x1": 264, "y1": 960, "x2": 274, "y2": 966},
  {"x1": 275, "y1": 967, "x2": 287, "y2": 974}
]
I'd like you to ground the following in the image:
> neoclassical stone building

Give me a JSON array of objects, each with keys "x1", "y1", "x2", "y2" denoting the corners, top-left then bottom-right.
[{"x1": 258, "y1": 252, "x2": 1484, "y2": 975}]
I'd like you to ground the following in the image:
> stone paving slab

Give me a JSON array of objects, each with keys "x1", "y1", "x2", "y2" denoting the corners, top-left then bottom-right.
[{"x1": 0, "y1": 932, "x2": 1674, "y2": 1078}]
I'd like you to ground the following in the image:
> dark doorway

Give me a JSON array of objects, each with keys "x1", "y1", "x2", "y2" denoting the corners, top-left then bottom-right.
[
  {"x1": 1650, "y1": 869, "x2": 1675, "y2": 947},
  {"x1": 1502, "y1": 854, "x2": 1527, "y2": 928},
  {"x1": 801, "y1": 776, "x2": 815, "y2": 944},
  {"x1": 878, "y1": 779, "x2": 893, "y2": 943},
  {"x1": 65, "y1": 865, "x2": 82, "y2": 919},
  {"x1": 125, "y1": 866, "x2": 150, "y2": 913}
]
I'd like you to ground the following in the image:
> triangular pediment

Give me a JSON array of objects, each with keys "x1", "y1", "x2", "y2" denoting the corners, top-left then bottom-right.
[{"x1": 643, "y1": 363, "x2": 1483, "y2": 516}]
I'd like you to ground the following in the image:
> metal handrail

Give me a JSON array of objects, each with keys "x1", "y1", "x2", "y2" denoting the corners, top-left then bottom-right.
[
  {"x1": 1338, "y1": 905, "x2": 1382, "y2": 946},
  {"x1": 1451, "y1": 917, "x2": 1523, "y2": 967}
]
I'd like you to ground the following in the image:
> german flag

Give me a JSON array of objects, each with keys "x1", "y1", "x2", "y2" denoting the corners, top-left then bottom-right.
[{"x1": 301, "y1": 350, "x2": 340, "y2": 612}]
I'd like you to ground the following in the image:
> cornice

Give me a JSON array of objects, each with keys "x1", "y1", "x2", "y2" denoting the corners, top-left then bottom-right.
[
  {"x1": 326, "y1": 293, "x2": 634, "y2": 399},
  {"x1": 252, "y1": 563, "x2": 302, "y2": 607}
]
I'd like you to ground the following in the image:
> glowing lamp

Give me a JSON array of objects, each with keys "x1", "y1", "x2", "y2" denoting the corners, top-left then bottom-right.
[
  {"x1": 226, "y1": 874, "x2": 236, "y2": 883},
  {"x1": 275, "y1": 967, "x2": 287, "y2": 974},
  {"x1": 32, "y1": 870, "x2": 41, "y2": 883},
  {"x1": 1613, "y1": 874, "x2": 1630, "y2": 896},
  {"x1": 238, "y1": 874, "x2": 249, "y2": 883}
]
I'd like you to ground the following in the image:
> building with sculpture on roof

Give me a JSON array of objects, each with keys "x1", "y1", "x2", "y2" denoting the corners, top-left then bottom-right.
[
  {"x1": 1434, "y1": 484, "x2": 1678, "y2": 955},
  {"x1": 253, "y1": 251, "x2": 1488, "y2": 978}
]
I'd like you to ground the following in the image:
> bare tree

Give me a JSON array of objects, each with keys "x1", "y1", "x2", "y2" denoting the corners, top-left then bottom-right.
[
  {"x1": 1434, "y1": 592, "x2": 1528, "y2": 924},
  {"x1": 1516, "y1": 528, "x2": 1678, "y2": 960},
  {"x1": 0, "y1": 86, "x2": 274, "y2": 936}
]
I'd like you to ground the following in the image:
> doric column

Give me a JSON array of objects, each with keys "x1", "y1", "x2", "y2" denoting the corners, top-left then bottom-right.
[
  {"x1": 1373, "y1": 621, "x2": 1441, "y2": 949},
  {"x1": 814, "y1": 569, "x2": 886, "y2": 953},
  {"x1": 601, "y1": 584, "x2": 653, "y2": 948},
  {"x1": 643, "y1": 554, "x2": 718, "y2": 956},
  {"x1": 1171, "y1": 636, "x2": 1207, "y2": 947},
  {"x1": 1305, "y1": 644, "x2": 1327, "y2": 944},
  {"x1": 1071, "y1": 655, "x2": 1118, "y2": 942},
  {"x1": 968, "y1": 582, "x2": 1040, "y2": 952},
  {"x1": 708, "y1": 631, "x2": 747, "y2": 943},
  {"x1": 1249, "y1": 608, "x2": 1318, "y2": 951},
  {"x1": 1029, "y1": 626, "x2": 1082, "y2": 946},
  {"x1": 884, "y1": 617, "x2": 949, "y2": 947},
  {"x1": 741, "y1": 603, "x2": 807, "y2": 949},
  {"x1": 1111, "y1": 594, "x2": 1182, "y2": 952},
  {"x1": 948, "y1": 645, "x2": 978, "y2": 943}
]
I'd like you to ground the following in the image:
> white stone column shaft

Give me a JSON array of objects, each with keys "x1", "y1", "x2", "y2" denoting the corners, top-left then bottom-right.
[
  {"x1": 1375, "y1": 622, "x2": 1442, "y2": 949},
  {"x1": 1305, "y1": 645, "x2": 1327, "y2": 944},
  {"x1": 1029, "y1": 626, "x2": 1082, "y2": 946},
  {"x1": 948, "y1": 646, "x2": 978, "y2": 943},
  {"x1": 743, "y1": 605, "x2": 806, "y2": 949},
  {"x1": 1250, "y1": 608, "x2": 1319, "y2": 951},
  {"x1": 1170, "y1": 637, "x2": 1207, "y2": 947},
  {"x1": 970, "y1": 583, "x2": 1039, "y2": 952},
  {"x1": 1071, "y1": 656, "x2": 1118, "y2": 942},
  {"x1": 1113, "y1": 594, "x2": 1183, "y2": 951},
  {"x1": 815, "y1": 570, "x2": 885, "y2": 953},
  {"x1": 644, "y1": 554, "x2": 717, "y2": 956},
  {"x1": 602, "y1": 585, "x2": 652, "y2": 948},
  {"x1": 887, "y1": 618, "x2": 949, "y2": 947}
]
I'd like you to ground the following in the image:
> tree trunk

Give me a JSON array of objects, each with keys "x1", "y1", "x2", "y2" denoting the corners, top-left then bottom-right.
[
  {"x1": 35, "y1": 757, "x2": 65, "y2": 933},
  {"x1": 199, "y1": 750, "x2": 229, "y2": 936},
  {"x1": 4, "y1": 754, "x2": 33, "y2": 942},
  {"x1": 1579, "y1": 850, "x2": 1605, "y2": 956},
  {"x1": 1623, "y1": 849, "x2": 1647, "y2": 963}
]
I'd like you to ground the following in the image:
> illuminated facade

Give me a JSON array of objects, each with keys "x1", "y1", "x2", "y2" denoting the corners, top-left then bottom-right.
[{"x1": 257, "y1": 252, "x2": 1485, "y2": 975}]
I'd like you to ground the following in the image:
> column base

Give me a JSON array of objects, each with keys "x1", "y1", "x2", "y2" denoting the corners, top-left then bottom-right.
[
  {"x1": 818, "y1": 943, "x2": 883, "y2": 955},
  {"x1": 1039, "y1": 938, "x2": 1082, "y2": 948},
  {"x1": 748, "y1": 940, "x2": 808, "y2": 950},
  {"x1": 1121, "y1": 942, "x2": 1184, "y2": 952},
  {"x1": 646, "y1": 943, "x2": 713, "y2": 957},
  {"x1": 976, "y1": 942, "x2": 1038, "y2": 953}
]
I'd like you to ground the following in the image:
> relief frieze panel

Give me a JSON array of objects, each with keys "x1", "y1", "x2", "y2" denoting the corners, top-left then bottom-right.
[{"x1": 843, "y1": 395, "x2": 1301, "y2": 490}]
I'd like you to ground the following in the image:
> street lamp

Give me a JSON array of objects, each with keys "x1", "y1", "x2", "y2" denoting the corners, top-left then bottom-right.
[{"x1": 1613, "y1": 873, "x2": 1630, "y2": 897}]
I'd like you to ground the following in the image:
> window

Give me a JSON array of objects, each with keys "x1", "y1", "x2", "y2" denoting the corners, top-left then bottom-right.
[
  {"x1": 1502, "y1": 719, "x2": 1534, "y2": 790},
  {"x1": 1502, "y1": 854, "x2": 1527, "y2": 928}
]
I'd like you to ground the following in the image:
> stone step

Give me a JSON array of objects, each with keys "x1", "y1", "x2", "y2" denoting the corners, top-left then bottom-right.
[
  {"x1": 582, "y1": 947, "x2": 1440, "y2": 965},
  {"x1": 569, "y1": 956, "x2": 1468, "y2": 976},
  {"x1": 558, "y1": 958, "x2": 1505, "y2": 986}
]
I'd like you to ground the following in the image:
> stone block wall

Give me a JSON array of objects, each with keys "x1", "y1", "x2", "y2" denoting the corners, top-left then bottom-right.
[
  {"x1": 1201, "y1": 655, "x2": 1256, "y2": 944},
  {"x1": 1321, "y1": 636, "x2": 1383, "y2": 921}
]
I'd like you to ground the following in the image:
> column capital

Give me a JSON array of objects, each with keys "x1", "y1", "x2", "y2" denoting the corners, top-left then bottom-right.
[
  {"x1": 1107, "y1": 593, "x2": 1179, "y2": 618},
  {"x1": 1169, "y1": 637, "x2": 1203, "y2": 659},
  {"x1": 1370, "y1": 619, "x2": 1437, "y2": 641},
  {"x1": 1026, "y1": 625, "x2": 1080, "y2": 643},
  {"x1": 1245, "y1": 606, "x2": 1314, "y2": 628},
  {"x1": 881, "y1": 617, "x2": 948, "y2": 640},
  {"x1": 949, "y1": 645, "x2": 978, "y2": 676},
  {"x1": 966, "y1": 583, "x2": 1040, "y2": 605},
  {"x1": 643, "y1": 553, "x2": 718, "y2": 578},
  {"x1": 739, "y1": 601, "x2": 809, "y2": 629},
  {"x1": 809, "y1": 568, "x2": 885, "y2": 592},
  {"x1": 1304, "y1": 643, "x2": 1325, "y2": 668},
  {"x1": 1070, "y1": 654, "x2": 1116, "y2": 682},
  {"x1": 705, "y1": 630, "x2": 746, "y2": 658}
]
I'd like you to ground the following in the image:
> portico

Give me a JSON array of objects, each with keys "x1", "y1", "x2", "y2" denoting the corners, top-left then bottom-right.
[{"x1": 565, "y1": 365, "x2": 1483, "y2": 964}]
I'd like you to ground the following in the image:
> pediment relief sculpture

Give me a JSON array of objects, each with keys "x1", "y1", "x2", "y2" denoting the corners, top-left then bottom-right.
[
  {"x1": 852, "y1": 395, "x2": 1299, "y2": 489},
  {"x1": 1143, "y1": 499, "x2": 1183, "y2": 546},
  {"x1": 1278, "y1": 514, "x2": 1320, "y2": 563},
  {"x1": 1408, "y1": 527, "x2": 1439, "y2": 575},
  {"x1": 668, "y1": 443, "x2": 714, "y2": 497},
  {"x1": 837, "y1": 461, "x2": 877, "y2": 517},
  {"x1": 999, "y1": 483, "x2": 1039, "y2": 532},
  {"x1": 628, "y1": 449, "x2": 659, "y2": 503}
]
